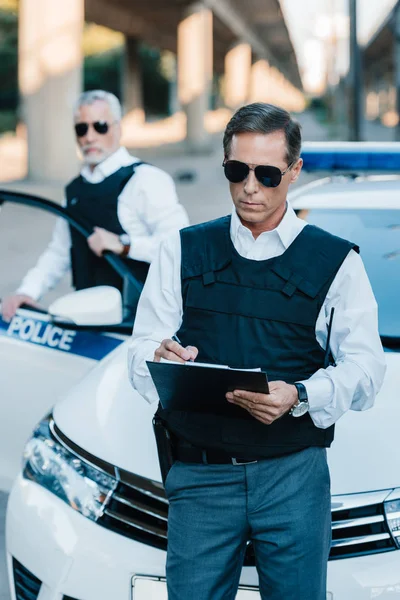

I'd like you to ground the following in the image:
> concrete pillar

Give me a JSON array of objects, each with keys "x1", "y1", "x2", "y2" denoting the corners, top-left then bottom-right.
[
  {"x1": 224, "y1": 42, "x2": 252, "y2": 110},
  {"x1": 378, "y1": 88, "x2": 388, "y2": 117},
  {"x1": 168, "y1": 56, "x2": 180, "y2": 115},
  {"x1": 178, "y1": 2, "x2": 213, "y2": 153},
  {"x1": 249, "y1": 60, "x2": 271, "y2": 104},
  {"x1": 123, "y1": 37, "x2": 145, "y2": 122},
  {"x1": 365, "y1": 90, "x2": 379, "y2": 120},
  {"x1": 19, "y1": 0, "x2": 83, "y2": 181}
]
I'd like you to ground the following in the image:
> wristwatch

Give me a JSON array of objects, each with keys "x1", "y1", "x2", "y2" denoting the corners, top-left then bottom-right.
[
  {"x1": 289, "y1": 382, "x2": 309, "y2": 418},
  {"x1": 119, "y1": 233, "x2": 131, "y2": 258}
]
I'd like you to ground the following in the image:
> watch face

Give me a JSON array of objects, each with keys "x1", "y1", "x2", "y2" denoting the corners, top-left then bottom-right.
[
  {"x1": 119, "y1": 234, "x2": 130, "y2": 246},
  {"x1": 292, "y1": 402, "x2": 309, "y2": 417}
]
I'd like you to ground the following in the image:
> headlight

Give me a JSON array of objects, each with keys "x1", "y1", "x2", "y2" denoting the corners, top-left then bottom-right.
[
  {"x1": 23, "y1": 417, "x2": 117, "y2": 521},
  {"x1": 384, "y1": 489, "x2": 400, "y2": 549}
]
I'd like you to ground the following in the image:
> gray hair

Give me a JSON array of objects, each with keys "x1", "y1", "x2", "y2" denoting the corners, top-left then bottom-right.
[
  {"x1": 73, "y1": 90, "x2": 122, "y2": 121},
  {"x1": 223, "y1": 103, "x2": 302, "y2": 166}
]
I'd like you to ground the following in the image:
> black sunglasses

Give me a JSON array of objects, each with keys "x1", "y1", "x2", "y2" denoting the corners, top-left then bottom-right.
[
  {"x1": 74, "y1": 121, "x2": 113, "y2": 137},
  {"x1": 223, "y1": 159, "x2": 293, "y2": 188}
]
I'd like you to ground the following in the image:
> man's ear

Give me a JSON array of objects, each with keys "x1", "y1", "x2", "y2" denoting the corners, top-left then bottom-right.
[{"x1": 290, "y1": 158, "x2": 303, "y2": 183}]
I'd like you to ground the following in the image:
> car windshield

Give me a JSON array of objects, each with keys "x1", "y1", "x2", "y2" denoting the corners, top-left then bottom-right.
[{"x1": 297, "y1": 208, "x2": 400, "y2": 341}]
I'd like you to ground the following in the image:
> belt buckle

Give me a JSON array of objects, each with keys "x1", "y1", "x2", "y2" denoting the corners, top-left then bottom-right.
[{"x1": 231, "y1": 457, "x2": 258, "y2": 465}]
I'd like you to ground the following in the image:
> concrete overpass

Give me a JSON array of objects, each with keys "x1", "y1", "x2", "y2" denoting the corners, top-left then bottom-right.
[
  {"x1": 18, "y1": 0, "x2": 303, "y2": 181},
  {"x1": 363, "y1": 1, "x2": 400, "y2": 136}
]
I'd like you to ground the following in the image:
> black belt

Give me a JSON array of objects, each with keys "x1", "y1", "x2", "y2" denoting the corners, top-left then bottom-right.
[{"x1": 174, "y1": 445, "x2": 258, "y2": 465}]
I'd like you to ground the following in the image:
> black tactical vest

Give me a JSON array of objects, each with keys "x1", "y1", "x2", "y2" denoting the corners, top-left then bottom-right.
[
  {"x1": 65, "y1": 163, "x2": 149, "y2": 292},
  {"x1": 158, "y1": 215, "x2": 358, "y2": 458}
]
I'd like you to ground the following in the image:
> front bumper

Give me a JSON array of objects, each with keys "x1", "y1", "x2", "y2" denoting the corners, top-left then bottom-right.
[
  {"x1": 6, "y1": 475, "x2": 400, "y2": 599},
  {"x1": 6, "y1": 475, "x2": 167, "y2": 600}
]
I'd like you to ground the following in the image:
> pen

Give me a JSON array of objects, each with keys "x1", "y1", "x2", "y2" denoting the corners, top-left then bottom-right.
[{"x1": 172, "y1": 334, "x2": 194, "y2": 361}]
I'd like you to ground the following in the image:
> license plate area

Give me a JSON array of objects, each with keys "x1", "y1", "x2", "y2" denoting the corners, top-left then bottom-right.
[{"x1": 132, "y1": 575, "x2": 261, "y2": 599}]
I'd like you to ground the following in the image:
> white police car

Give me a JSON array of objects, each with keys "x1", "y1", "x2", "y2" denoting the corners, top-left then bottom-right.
[{"x1": 4, "y1": 145, "x2": 400, "y2": 600}]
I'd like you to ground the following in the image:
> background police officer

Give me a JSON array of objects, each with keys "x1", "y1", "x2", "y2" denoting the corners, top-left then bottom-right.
[
  {"x1": 2, "y1": 89, "x2": 188, "y2": 321},
  {"x1": 129, "y1": 103, "x2": 386, "y2": 600}
]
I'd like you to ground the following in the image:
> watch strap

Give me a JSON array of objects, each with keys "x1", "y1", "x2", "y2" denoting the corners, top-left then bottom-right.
[
  {"x1": 289, "y1": 382, "x2": 309, "y2": 416},
  {"x1": 294, "y1": 382, "x2": 308, "y2": 402},
  {"x1": 120, "y1": 243, "x2": 131, "y2": 258},
  {"x1": 119, "y1": 234, "x2": 131, "y2": 258}
]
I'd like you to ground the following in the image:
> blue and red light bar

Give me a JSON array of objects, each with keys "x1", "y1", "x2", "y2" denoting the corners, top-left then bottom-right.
[{"x1": 301, "y1": 142, "x2": 400, "y2": 172}]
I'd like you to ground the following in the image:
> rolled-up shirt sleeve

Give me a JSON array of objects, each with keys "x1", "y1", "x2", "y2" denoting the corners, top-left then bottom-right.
[
  {"x1": 119, "y1": 165, "x2": 189, "y2": 264},
  {"x1": 128, "y1": 232, "x2": 183, "y2": 403},
  {"x1": 302, "y1": 249, "x2": 386, "y2": 429}
]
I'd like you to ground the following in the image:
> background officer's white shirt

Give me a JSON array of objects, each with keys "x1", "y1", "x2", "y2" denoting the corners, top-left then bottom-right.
[
  {"x1": 128, "y1": 203, "x2": 386, "y2": 429},
  {"x1": 17, "y1": 146, "x2": 189, "y2": 301}
]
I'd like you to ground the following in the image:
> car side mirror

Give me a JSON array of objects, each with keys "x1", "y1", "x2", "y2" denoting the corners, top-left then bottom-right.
[{"x1": 48, "y1": 286, "x2": 123, "y2": 326}]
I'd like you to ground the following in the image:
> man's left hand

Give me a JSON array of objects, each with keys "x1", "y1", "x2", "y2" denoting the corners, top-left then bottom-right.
[
  {"x1": 226, "y1": 380, "x2": 298, "y2": 425},
  {"x1": 87, "y1": 226, "x2": 124, "y2": 257}
]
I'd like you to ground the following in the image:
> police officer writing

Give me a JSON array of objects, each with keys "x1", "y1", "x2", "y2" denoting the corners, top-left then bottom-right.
[
  {"x1": 2, "y1": 89, "x2": 188, "y2": 321},
  {"x1": 129, "y1": 103, "x2": 386, "y2": 600}
]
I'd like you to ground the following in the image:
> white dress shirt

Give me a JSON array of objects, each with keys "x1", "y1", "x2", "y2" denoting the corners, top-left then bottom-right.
[
  {"x1": 128, "y1": 203, "x2": 386, "y2": 429},
  {"x1": 17, "y1": 147, "x2": 189, "y2": 301}
]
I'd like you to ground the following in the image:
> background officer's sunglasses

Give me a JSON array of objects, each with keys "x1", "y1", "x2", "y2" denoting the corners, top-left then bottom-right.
[
  {"x1": 223, "y1": 159, "x2": 293, "y2": 188},
  {"x1": 74, "y1": 121, "x2": 113, "y2": 137}
]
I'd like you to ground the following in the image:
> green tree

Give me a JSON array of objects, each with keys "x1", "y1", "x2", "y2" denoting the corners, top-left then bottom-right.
[
  {"x1": 0, "y1": 8, "x2": 18, "y2": 111},
  {"x1": 83, "y1": 44, "x2": 170, "y2": 117},
  {"x1": 0, "y1": 8, "x2": 171, "y2": 134},
  {"x1": 139, "y1": 45, "x2": 170, "y2": 116}
]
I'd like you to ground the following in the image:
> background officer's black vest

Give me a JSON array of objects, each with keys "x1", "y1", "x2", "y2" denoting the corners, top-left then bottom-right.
[
  {"x1": 65, "y1": 163, "x2": 149, "y2": 292},
  {"x1": 158, "y1": 215, "x2": 358, "y2": 458}
]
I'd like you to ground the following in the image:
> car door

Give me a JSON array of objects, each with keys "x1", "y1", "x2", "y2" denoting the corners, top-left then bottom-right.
[{"x1": 0, "y1": 189, "x2": 144, "y2": 491}]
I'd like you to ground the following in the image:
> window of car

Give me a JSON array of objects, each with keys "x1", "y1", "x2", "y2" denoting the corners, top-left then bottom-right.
[{"x1": 296, "y1": 208, "x2": 400, "y2": 341}]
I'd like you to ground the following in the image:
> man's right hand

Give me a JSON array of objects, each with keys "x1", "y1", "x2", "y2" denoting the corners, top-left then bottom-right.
[
  {"x1": 154, "y1": 339, "x2": 198, "y2": 363},
  {"x1": 1, "y1": 294, "x2": 38, "y2": 322}
]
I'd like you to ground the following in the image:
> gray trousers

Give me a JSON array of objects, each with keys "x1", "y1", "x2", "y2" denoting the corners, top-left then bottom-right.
[{"x1": 165, "y1": 446, "x2": 331, "y2": 600}]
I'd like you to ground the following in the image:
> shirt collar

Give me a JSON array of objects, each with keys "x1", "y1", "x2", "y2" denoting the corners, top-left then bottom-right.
[
  {"x1": 230, "y1": 203, "x2": 303, "y2": 249},
  {"x1": 80, "y1": 146, "x2": 137, "y2": 181}
]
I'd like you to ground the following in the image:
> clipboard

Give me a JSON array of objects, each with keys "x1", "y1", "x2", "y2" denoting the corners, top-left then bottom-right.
[{"x1": 146, "y1": 360, "x2": 269, "y2": 419}]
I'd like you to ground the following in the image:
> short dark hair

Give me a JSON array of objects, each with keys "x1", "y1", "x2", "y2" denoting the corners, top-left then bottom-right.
[{"x1": 223, "y1": 102, "x2": 302, "y2": 166}]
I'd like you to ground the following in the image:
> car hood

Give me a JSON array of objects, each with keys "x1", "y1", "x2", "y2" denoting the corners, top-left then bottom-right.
[
  {"x1": 54, "y1": 344, "x2": 400, "y2": 494},
  {"x1": 53, "y1": 342, "x2": 162, "y2": 482},
  {"x1": 328, "y1": 351, "x2": 400, "y2": 494}
]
